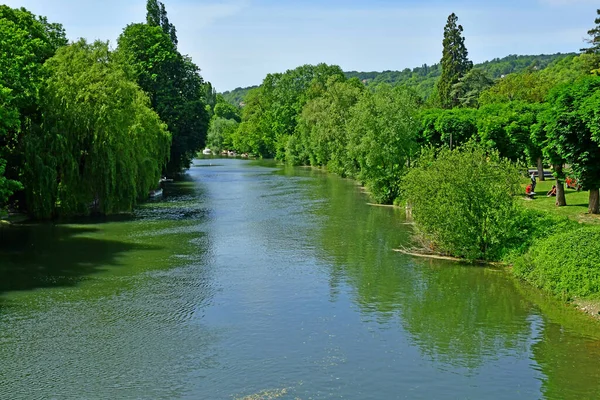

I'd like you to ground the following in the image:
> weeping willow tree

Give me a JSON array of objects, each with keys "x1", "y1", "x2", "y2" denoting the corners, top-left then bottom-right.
[{"x1": 24, "y1": 39, "x2": 171, "y2": 218}]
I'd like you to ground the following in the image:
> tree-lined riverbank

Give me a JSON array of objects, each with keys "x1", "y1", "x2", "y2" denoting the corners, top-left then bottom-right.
[{"x1": 0, "y1": 1, "x2": 214, "y2": 219}]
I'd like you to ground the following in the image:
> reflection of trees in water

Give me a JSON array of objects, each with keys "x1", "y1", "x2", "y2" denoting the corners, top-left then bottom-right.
[
  {"x1": 305, "y1": 169, "x2": 533, "y2": 369},
  {"x1": 533, "y1": 321, "x2": 600, "y2": 400},
  {"x1": 0, "y1": 177, "x2": 212, "y2": 306},
  {"x1": 0, "y1": 178, "x2": 219, "y2": 399},
  {"x1": 0, "y1": 224, "x2": 159, "y2": 297},
  {"x1": 397, "y1": 264, "x2": 532, "y2": 369},
  {"x1": 515, "y1": 284, "x2": 600, "y2": 400}
]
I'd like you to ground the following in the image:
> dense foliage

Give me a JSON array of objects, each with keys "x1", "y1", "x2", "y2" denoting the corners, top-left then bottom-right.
[
  {"x1": 0, "y1": 1, "x2": 211, "y2": 218},
  {"x1": 402, "y1": 144, "x2": 521, "y2": 261},
  {"x1": 345, "y1": 86, "x2": 420, "y2": 203},
  {"x1": 437, "y1": 13, "x2": 473, "y2": 109},
  {"x1": 513, "y1": 227, "x2": 600, "y2": 299},
  {"x1": 540, "y1": 76, "x2": 600, "y2": 213},
  {"x1": 234, "y1": 64, "x2": 345, "y2": 158},
  {"x1": 28, "y1": 40, "x2": 171, "y2": 218},
  {"x1": 0, "y1": 6, "x2": 67, "y2": 212},
  {"x1": 116, "y1": 2, "x2": 209, "y2": 175},
  {"x1": 221, "y1": 85, "x2": 259, "y2": 106}
]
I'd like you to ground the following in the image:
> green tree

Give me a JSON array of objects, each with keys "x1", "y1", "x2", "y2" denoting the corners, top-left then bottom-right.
[
  {"x1": 206, "y1": 117, "x2": 238, "y2": 153},
  {"x1": 543, "y1": 76, "x2": 600, "y2": 214},
  {"x1": 532, "y1": 107, "x2": 568, "y2": 206},
  {"x1": 0, "y1": 87, "x2": 21, "y2": 208},
  {"x1": 402, "y1": 143, "x2": 521, "y2": 261},
  {"x1": 292, "y1": 76, "x2": 364, "y2": 175},
  {"x1": 30, "y1": 39, "x2": 171, "y2": 218},
  {"x1": 347, "y1": 85, "x2": 421, "y2": 203},
  {"x1": 146, "y1": 0, "x2": 177, "y2": 45},
  {"x1": 434, "y1": 108, "x2": 477, "y2": 149},
  {"x1": 0, "y1": 5, "x2": 67, "y2": 211},
  {"x1": 213, "y1": 99, "x2": 241, "y2": 122},
  {"x1": 117, "y1": 20, "x2": 209, "y2": 175},
  {"x1": 479, "y1": 71, "x2": 556, "y2": 105},
  {"x1": 415, "y1": 108, "x2": 477, "y2": 149},
  {"x1": 581, "y1": 9, "x2": 600, "y2": 55},
  {"x1": 234, "y1": 64, "x2": 345, "y2": 158},
  {"x1": 436, "y1": 13, "x2": 473, "y2": 109},
  {"x1": 234, "y1": 87, "x2": 272, "y2": 156},
  {"x1": 450, "y1": 68, "x2": 493, "y2": 108},
  {"x1": 477, "y1": 102, "x2": 543, "y2": 164}
]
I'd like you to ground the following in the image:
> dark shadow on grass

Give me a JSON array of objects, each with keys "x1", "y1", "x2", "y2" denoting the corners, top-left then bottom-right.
[{"x1": 0, "y1": 223, "x2": 161, "y2": 298}]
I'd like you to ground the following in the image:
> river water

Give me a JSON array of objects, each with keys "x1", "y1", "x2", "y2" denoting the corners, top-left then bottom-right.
[{"x1": 1, "y1": 158, "x2": 600, "y2": 399}]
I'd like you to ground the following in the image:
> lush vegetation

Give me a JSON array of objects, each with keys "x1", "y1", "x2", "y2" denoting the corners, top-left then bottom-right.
[
  {"x1": 3, "y1": 1, "x2": 600, "y2": 303},
  {"x1": 402, "y1": 144, "x2": 521, "y2": 261},
  {"x1": 224, "y1": 54, "x2": 575, "y2": 106},
  {"x1": 208, "y1": 9, "x2": 600, "y2": 302},
  {"x1": 0, "y1": 1, "x2": 213, "y2": 218},
  {"x1": 513, "y1": 227, "x2": 600, "y2": 300},
  {"x1": 221, "y1": 85, "x2": 258, "y2": 107}
]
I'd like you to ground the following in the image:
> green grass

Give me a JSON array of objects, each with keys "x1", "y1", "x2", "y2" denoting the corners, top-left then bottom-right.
[{"x1": 519, "y1": 178, "x2": 600, "y2": 224}]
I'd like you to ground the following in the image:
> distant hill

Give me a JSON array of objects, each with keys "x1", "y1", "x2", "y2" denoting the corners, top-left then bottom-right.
[
  {"x1": 220, "y1": 85, "x2": 259, "y2": 107},
  {"x1": 220, "y1": 53, "x2": 577, "y2": 105}
]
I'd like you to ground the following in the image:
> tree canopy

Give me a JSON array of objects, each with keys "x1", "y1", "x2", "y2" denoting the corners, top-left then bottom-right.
[
  {"x1": 117, "y1": 4, "x2": 209, "y2": 175},
  {"x1": 0, "y1": 2, "x2": 210, "y2": 218},
  {"x1": 581, "y1": 9, "x2": 600, "y2": 55}
]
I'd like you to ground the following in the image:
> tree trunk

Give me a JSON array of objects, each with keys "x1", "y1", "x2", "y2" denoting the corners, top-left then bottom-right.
[
  {"x1": 554, "y1": 164, "x2": 567, "y2": 207},
  {"x1": 537, "y1": 157, "x2": 545, "y2": 181},
  {"x1": 589, "y1": 189, "x2": 599, "y2": 214}
]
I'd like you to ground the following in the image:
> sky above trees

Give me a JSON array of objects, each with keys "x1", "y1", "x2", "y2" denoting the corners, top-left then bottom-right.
[{"x1": 3, "y1": 0, "x2": 598, "y2": 91}]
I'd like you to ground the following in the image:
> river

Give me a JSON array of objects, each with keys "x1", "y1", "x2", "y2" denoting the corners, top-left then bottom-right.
[{"x1": 1, "y1": 158, "x2": 600, "y2": 399}]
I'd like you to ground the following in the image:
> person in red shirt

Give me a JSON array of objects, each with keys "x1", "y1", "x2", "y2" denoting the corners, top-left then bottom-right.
[{"x1": 525, "y1": 184, "x2": 535, "y2": 199}]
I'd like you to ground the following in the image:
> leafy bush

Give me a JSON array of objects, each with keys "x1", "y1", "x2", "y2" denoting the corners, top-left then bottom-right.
[
  {"x1": 499, "y1": 208, "x2": 578, "y2": 265},
  {"x1": 513, "y1": 226, "x2": 600, "y2": 300},
  {"x1": 401, "y1": 143, "x2": 521, "y2": 261}
]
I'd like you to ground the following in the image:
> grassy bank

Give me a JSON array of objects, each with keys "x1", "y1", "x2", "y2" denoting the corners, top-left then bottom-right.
[
  {"x1": 509, "y1": 178, "x2": 600, "y2": 315},
  {"x1": 401, "y1": 146, "x2": 600, "y2": 316},
  {"x1": 519, "y1": 179, "x2": 600, "y2": 224}
]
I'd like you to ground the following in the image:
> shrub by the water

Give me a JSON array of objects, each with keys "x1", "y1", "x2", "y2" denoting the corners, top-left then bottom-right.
[
  {"x1": 512, "y1": 226, "x2": 600, "y2": 300},
  {"x1": 402, "y1": 143, "x2": 521, "y2": 261}
]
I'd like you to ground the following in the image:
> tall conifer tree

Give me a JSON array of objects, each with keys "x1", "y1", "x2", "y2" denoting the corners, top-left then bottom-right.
[
  {"x1": 146, "y1": 0, "x2": 161, "y2": 26},
  {"x1": 436, "y1": 13, "x2": 472, "y2": 109},
  {"x1": 581, "y1": 9, "x2": 600, "y2": 55}
]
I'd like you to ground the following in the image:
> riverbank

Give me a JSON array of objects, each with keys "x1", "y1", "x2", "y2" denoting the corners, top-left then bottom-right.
[
  {"x1": 396, "y1": 243, "x2": 600, "y2": 320},
  {"x1": 398, "y1": 198, "x2": 600, "y2": 321}
]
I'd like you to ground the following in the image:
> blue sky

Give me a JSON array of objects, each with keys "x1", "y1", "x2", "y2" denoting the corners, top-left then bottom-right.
[{"x1": 3, "y1": 0, "x2": 598, "y2": 91}]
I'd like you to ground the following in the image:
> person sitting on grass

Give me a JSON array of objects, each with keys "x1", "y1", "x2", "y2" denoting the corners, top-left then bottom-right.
[
  {"x1": 525, "y1": 184, "x2": 535, "y2": 199},
  {"x1": 547, "y1": 185, "x2": 557, "y2": 197}
]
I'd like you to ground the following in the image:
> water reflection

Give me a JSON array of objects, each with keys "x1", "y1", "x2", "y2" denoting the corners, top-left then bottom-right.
[
  {"x1": 0, "y1": 176, "x2": 219, "y2": 399},
  {"x1": 0, "y1": 224, "x2": 159, "y2": 299},
  {"x1": 302, "y1": 168, "x2": 533, "y2": 367},
  {"x1": 2, "y1": 159, "x2": 600, "y2": 399},
  {"x1": 296, "y1": 164, "x2": 600, "y2": 398}
]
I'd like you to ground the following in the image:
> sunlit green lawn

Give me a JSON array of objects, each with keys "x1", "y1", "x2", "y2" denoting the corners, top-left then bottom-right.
[{"x1": 519, "y1": 178, "x2": 600, "y2": 224}]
